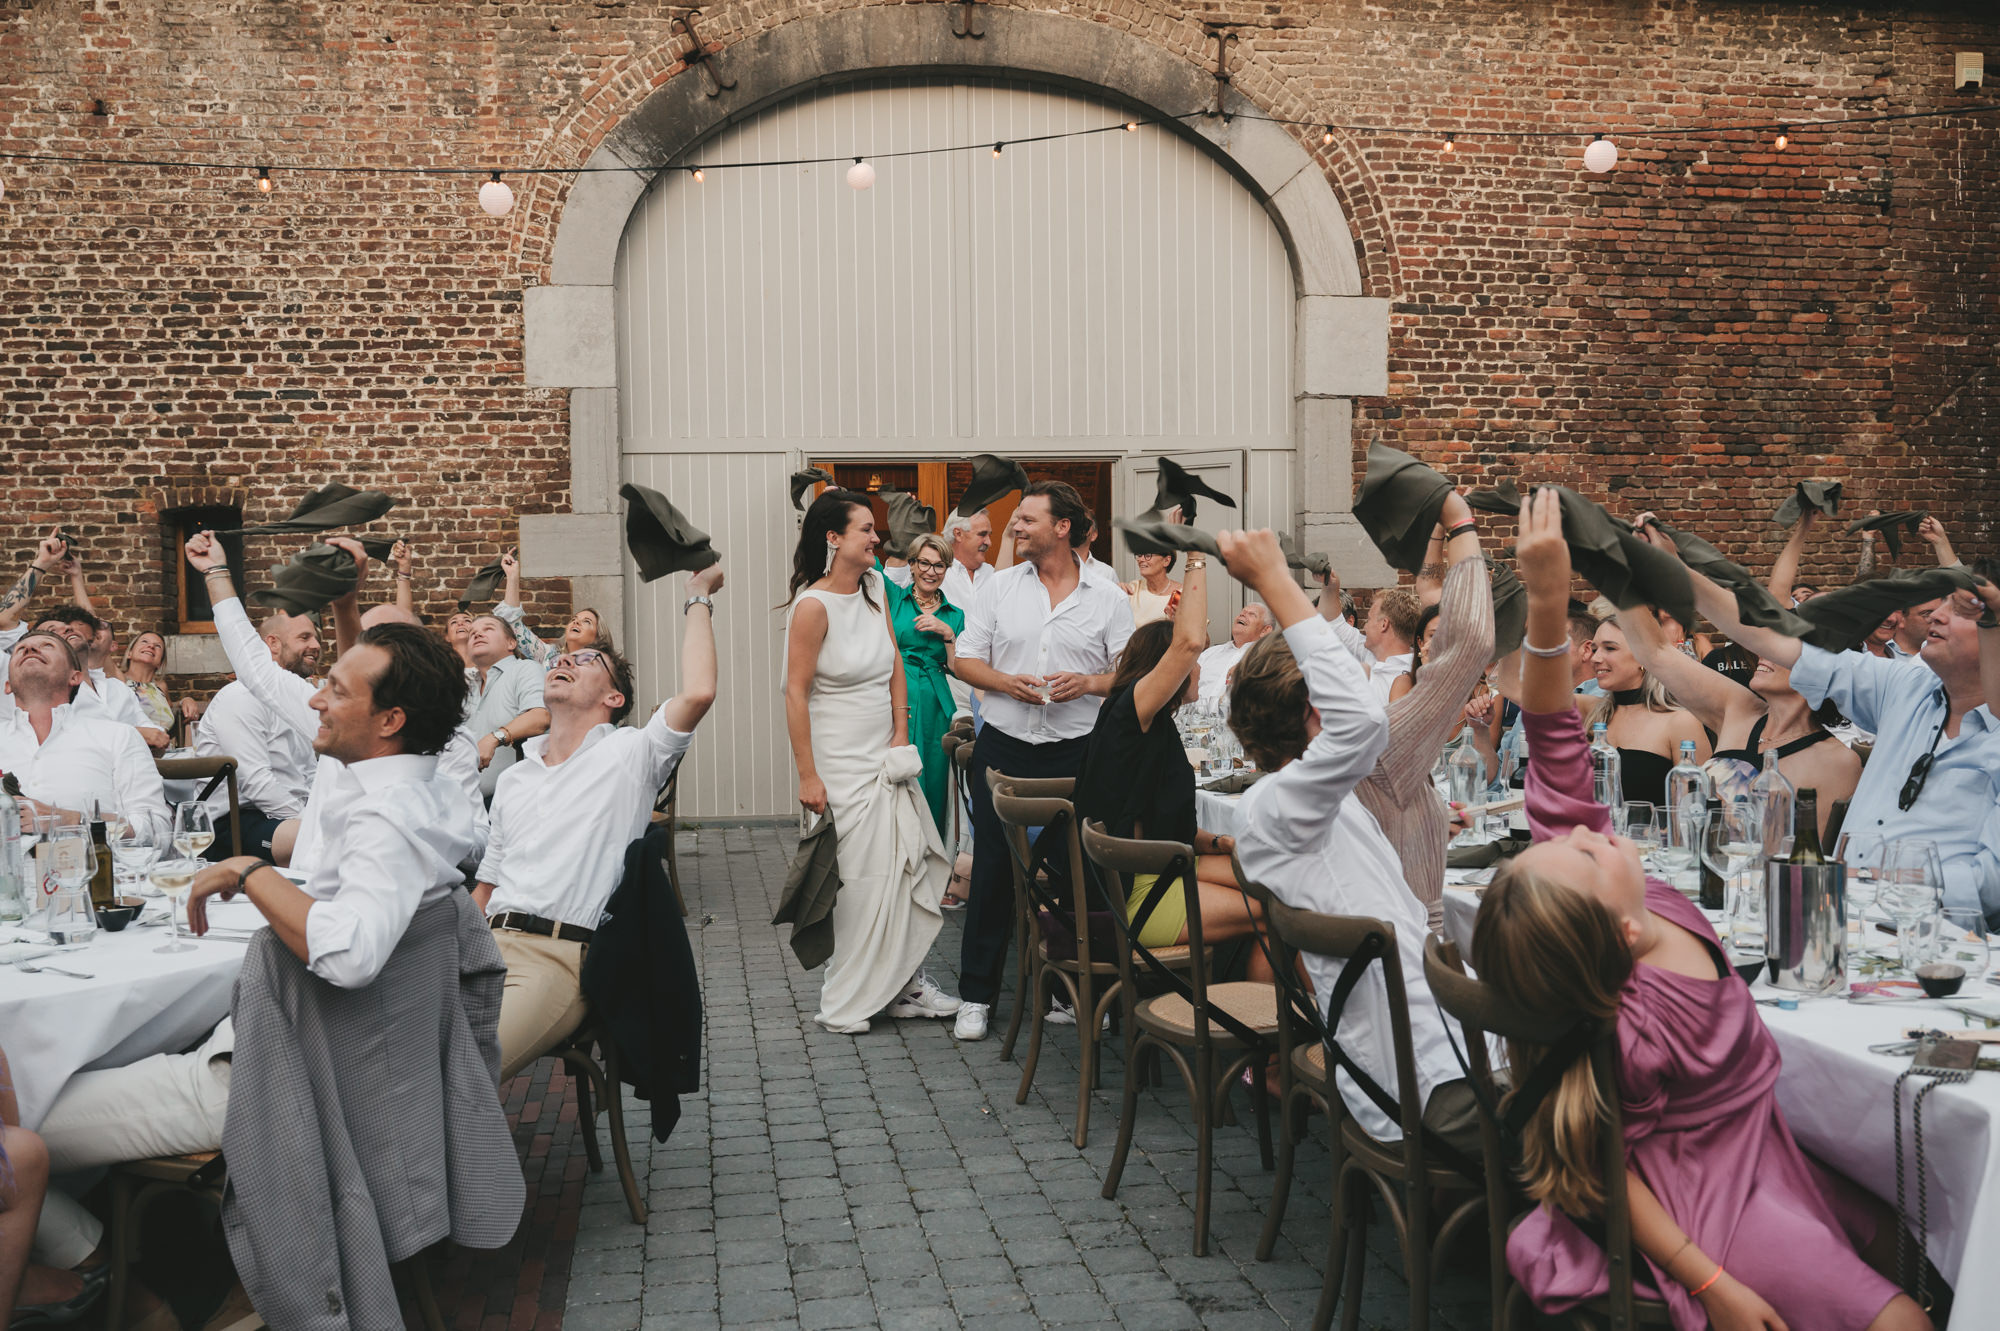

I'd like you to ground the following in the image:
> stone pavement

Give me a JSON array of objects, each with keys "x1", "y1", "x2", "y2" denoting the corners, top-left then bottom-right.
[{"x1": 558, "y1": 825, "x2": 1491, "y2": 1331}]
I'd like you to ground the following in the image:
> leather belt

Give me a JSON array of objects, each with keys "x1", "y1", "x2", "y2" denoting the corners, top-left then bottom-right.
[{"x1": 489, "y1": 911, "x2": 594, "y2": 945}]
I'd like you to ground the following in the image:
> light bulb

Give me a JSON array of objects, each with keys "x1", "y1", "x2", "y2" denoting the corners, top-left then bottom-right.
[
  {"x1": 1124, "y1": 121, "x2": 1139, "y2": 133},
  {"x1": 477, "y1": 173, "x2": 516, "y2": 217},
  {"x1": 256, "y1": 167, "x2": 273, "y2": 193},
  {"x1": 1443, "y1": 132, "x2": 1456, "y2": 154},
  {"x1": 690, "y1": 166, "x2": 705, "y2": 183},
  {"x1": 1582, "y1": 136, "x2": 1619, "y2": 173},
  {"x1": 846, "y1": 158, "x2": 876, "y2": 191},
  {"x1": 1774, "y1": 132, "x2": 1789, "y2": 151},
  {"x1": 1321, "y1": 127, "x2": 1334, "y2": 146},
  {"x1": 991, "y1": 142, "x2": 1004, "y2": 158}
]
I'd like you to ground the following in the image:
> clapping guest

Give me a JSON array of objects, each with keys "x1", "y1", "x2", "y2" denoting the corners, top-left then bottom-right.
[
  {"x1": 463, "y1": 613, "x2": 550, "y2": 797},
  {"x1": 1475, "y1": 487, "x2": 1926, "y2": 1331},
  {"x1": 0, "y1": 632, "x2": 168, "y2": 841},
  {"x1": 193, "y1": 603, "x2": 323, "y2": 859},
  {"x1": 496, "y1": 547, "x2": 607, "y2": 668},
  {"x1": 475, "y1": 565, "x2": 720, "y2": 1078}
]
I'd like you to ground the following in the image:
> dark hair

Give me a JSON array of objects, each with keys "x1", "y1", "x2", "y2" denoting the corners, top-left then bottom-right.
[
  {"x1": 353, "y1": 622, "x2": 470, "y2": 756},
  {"x1": 1408, "y1": 602, "x2": 1442, "y2": 682},
  {"x1": 788, "y1": 489, "x2": 878, "y2": 609},
  {"x1": 1134, "y1": 546, "x2": 1178, "y2": 573},
  {"x1": 1228, "y1": 632, "x2": 1312, "y2": 771},
  {"x1": 1022, "y1": 480, "x2": 1091, "y2": 549},
  {"x1": 1107, "y1": 620, "x2": 1191, "y2": 720},
  {"x1": 592, "y1": 642, "x2": 639, "y2": 726},
  {"x1": 1565, "y1": 598, "x2": 1600, "y2": 646},
  {"x1": 41, "y1": 604, "x2": 104, "y2": 634}
]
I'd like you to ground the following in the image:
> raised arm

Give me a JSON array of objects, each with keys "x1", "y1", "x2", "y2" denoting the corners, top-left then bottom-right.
[
  {"x1": 1856, "y1": 516, "x2": 1880, "y2": 579},
  {"x1": 1377, "y1": 493, "x2": 1492, "y2": 801},
  {"x1": 323, "y1": 537, "x2": 369, "y2": 659},
  {"x1": 656, "y1": 564, "x2": 721, "y2": 735},
  {"x1": 495, "y1": 548, "x2": 556, "y2": 664},
  {"x1": 1766, "y1": 510, "x2": 1815, "y2": 603},
  {"x1": 1133, "y1": 535, "x2": 1207, "y2": 728},
  {"x1": 1613, "y1": 603, "x2": 1753, "y2": 737},
  {"x1": 1513, "y1": 489, "x2": 1612, "y2": 839},
  {"x1": 65, "y1": 553, "x2": 94, "y2": 613},
  {"x1": 1413, "y1": 523, "x2": 1448, "y2": 607},
  {"x1": 1628, "y1": 520, "x2": 1806, "y2": 669},
  {"x1": 391, "y1": 540, "x2": 415, "y2": 614},
  {"x1": 1918, "y1": 515, "x2": 1959, "y2": 568},
  {"x1": 183, "y1": 531, "x2": 318, "y2": 740},
  {"x1": 0, "y1": 531, "x2": 66, "y2": 632}
]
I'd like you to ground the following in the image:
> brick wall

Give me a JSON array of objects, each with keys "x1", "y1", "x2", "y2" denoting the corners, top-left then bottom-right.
[{"x1": 0, "y1": 1, "x2": 1993, "y2": 701}]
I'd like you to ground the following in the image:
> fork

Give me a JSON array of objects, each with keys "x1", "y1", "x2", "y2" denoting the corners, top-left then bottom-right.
[{"x1": 17, "y1": 963, "x2": 95, "y2": 979}]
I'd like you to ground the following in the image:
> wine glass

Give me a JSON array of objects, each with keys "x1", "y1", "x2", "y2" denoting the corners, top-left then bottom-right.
[
  {"x1": 1930, "y1": 907, "x2": 1990, "y2": 995},
  {"x1": 149, "y1": 858, "x2": 199, "y2": 954},
  {"x1": 1836, "y1": 832, "x2": 1887, "y2": 956},
  {"x1": 1880, "y1": 838, "x2": 1944, "y2": 932},
  {"x1": 109, "y1": 823, "x2": 159, "y2": 899},
  {"x1": 172, "y1": 802, "x2": 214, "y2": 862},
  {"x1": 1620, "y1": 803, "x2": 1662, "y2": 861},
  {"x1": 1704, "y1": 802, "x2": 1765, "y2": 952}
]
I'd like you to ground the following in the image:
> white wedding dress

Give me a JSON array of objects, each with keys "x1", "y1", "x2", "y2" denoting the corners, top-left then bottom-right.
[{"x1": 790, "y1": 570, "x2": 949, "y2": 1030}]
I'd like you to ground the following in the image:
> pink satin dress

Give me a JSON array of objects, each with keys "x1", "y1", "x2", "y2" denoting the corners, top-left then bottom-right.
[{"x1": 1506, "y1": 705, "x2": 1901, "y2": 1331}]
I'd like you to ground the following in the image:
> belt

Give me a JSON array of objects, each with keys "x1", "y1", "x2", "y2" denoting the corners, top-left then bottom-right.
[{"x1": 489, "y1": 911, "x2": 594, "y2": 945}]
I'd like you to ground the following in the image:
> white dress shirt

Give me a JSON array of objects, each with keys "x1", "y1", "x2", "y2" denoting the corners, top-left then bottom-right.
[
  {"x1": 1234, "y1": 616, "x2": 1468, "y2": 1143},
  {"x1": 86, "y1": 671, "x2": 154, "y2": 732},
  {"x1": 300, "y1": 752, "x2": 478, "y2": 989},
  {"x1": 955, "y1": 558, "x2": 1135, "y2": 743},
  {"x1": 1195, "y1": 640, "x2": 1250, "y2": 705},
  {"x1": 0, "y1": 705, "x2": 169, "y2": 843},
  {"x1": 0, "y1": 632, "x2": 152, "y2": 732},
  {"x1": 206, "y1": 597, "x2": 487, "y2": 874},
  {"x1": 195, "y1": 680, "x2": 317, "y2": 820},
  {"x1": 462, "y1": 656, "x2": 547, "y2": 796},
  {"x1": 1324, "y1": 614, "x2": 1412, "y2": 705},
  {"x1": 479, "y1": 705, "x2": 696, "y2": 930}
]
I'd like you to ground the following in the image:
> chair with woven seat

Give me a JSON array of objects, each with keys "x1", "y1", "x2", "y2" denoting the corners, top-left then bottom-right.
[
  {"x1": 550, "y1": 1015, "x2": 649, "y2": 1224},
  {"x1": 153, "y1": 756, "x2": 245, "y2": 858},
  {"x1": 1235, "y1": 875, "x2": 1496, "y2": 1331},
  {"x1": 1082, "y1": 820, "x2": 1279, "y2": 1255},
  {"x1": 1422, "y1": 935, "x2": 1672, "y2": 1331},
  {"x1": 106, "y1": 1152, "x2": 447, "y2": 1331}
]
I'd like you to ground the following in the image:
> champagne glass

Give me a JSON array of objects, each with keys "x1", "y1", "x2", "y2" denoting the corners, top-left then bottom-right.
[
  {"x1": 149, "y1": 858, "x2": 199, "y2": 954},
  {"x1": 173, "y1": 802, "x2": 214, "y2": 862}
]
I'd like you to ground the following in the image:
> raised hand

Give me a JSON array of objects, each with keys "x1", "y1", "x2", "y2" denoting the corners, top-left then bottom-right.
[
  {"x1": 688, "y1": 562, "x2": 726, "y2": 597},
  {"x1": 1516, "y1": 488, "x2": 1571, "y2": 599},
  {"x1": 183, "y1": 531, "x2": 224, "y2": 573}
]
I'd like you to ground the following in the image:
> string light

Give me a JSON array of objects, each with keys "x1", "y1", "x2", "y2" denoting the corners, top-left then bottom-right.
[
  {"x1": 689, "y1": 166, "x2": 704, "y2": 183},
  {"x1": 477, "y1": 171, "x2": 515, "y2": 217},
  {"x1": 1442, "y1": 131, "x2": 1456, "y2": 154},
  {"x1": 846, "y1": 157, "x2": 875, "y2": 191},
  {"x1": 1124, "y1": 121, "x2": 1139, "y2": 133},
  {"x1": 1583, "y1": 134, "x2": 1619, "y2": 173},
  {"x1": 991, "y1": 142, "x2": 1004, "y2": 158},
  {"x1": 1321, "y1": 126, "x2": 1334, "y2": 146},
  {"x1": 1774, "y1": 129, "x2": 1790, "y2": 151},
  {"x1": 255, "y1": 165, "x2": 273, "y2": 193}
]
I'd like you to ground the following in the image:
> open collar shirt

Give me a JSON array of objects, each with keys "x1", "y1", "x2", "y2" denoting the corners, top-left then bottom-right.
[
  {"x1": 1791, "y1": 643, "x2": 2000, "y2": 920},
  {"x1": 0, "y1": 704, "x2": 169, "y2": 844},
  {"x1": 1195, "y1": 640, "x2": 1250, "y2": 704},
  {"x1": 0, "y1": 628, "x2": 152, "y2": 733},
  {"x1": 1234, "y1": 616, "x2": 1470, "y2": 1144},
  {"x1": 478, "y1": 705, "x2": 695, "y2": 930},
  {"x1": 955, "y1": 557, "x2": 1134, "y2": 743},
  {"x1": 463, "y1": 655, "x2": 546, "y2": 795}
]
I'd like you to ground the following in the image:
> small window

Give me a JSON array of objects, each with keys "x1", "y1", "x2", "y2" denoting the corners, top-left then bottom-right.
[{"x1": 167, "y1": 506, "x2": 245, "y2": 633}]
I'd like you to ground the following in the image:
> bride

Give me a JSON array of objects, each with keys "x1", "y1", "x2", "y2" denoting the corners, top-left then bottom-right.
[{"x1": 784, "y1": 489, "x2": 960, "y2": 1034}]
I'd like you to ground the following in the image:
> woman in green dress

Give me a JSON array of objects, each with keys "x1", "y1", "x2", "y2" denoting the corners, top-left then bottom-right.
[{"x1": 883, "y1": 533, "x2": 966, "y2": 838}]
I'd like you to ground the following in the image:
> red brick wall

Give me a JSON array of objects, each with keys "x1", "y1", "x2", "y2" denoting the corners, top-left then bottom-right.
[{"x1": 0, "y1": 1, "x2": 1993, "y2": 701}]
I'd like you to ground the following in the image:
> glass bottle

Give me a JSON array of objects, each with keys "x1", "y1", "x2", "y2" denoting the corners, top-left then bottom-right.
[
  {"x1": 1663, "y1": 740, "x2": 1707, "y2": 871},
  {"x1": 1789, "y1": 788, "x2": 1825, "y2": 865},
  {"x1": 1447, "y1": 724, "x2": 1483, "y2": 810},
  {"x1": 1698, "y1": 796, "x2": 1727, "y2": 911},
  {"x1": 0, "y1": 791, "x2": 22, "y2": 923},
  {"x1": 88, "y1": 810, "x2": 116, "y2": 909},
  {"x1": 1589, "y1": 722, "x2": 1623, "y2": 815},
  {"x1": 1750, "y1": 750, "x2": 1797, "y2": 859}
]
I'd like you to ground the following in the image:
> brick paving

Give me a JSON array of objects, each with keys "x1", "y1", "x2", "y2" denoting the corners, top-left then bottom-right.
[{"x1": 549, "y1": 824, "x2": 1489, "y2": 1331}]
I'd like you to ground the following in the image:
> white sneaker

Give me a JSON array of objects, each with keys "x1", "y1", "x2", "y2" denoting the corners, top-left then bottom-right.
[
  {"x1": 1045, "y1": 998, "x2": 1078, "y2": 1027},
  {"x1": 886, "y1": 972, "x2": 962, "y2": 1019},
  {"x1": 954, "y1": 1001, "x2": 992, "y2": 1040}
]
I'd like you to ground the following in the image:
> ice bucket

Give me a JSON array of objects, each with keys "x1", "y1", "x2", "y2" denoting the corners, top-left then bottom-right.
[{"x1": 1765, "y1": 861, "x2": 1845, "y2": 993}]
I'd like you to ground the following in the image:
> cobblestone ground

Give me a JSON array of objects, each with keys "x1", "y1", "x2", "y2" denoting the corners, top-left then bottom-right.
[{"x1": 559, "y1": 825, "x2": 1490, "y2": 1331}]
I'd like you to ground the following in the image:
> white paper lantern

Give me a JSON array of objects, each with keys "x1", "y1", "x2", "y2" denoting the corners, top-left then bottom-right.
[
  {"x1": 846, "y1": 159, "x2": 876, "y2": 191},
  {"x1": 478, "y1": 176, "x2": 516, "y2": 217},
  {"x1": 1583, "y1": 136, "x2": 1619, "y2": 174}
]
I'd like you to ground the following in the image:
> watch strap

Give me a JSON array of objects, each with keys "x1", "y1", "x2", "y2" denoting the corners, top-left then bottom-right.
[{"x1": 236, "y1": 858, "x2": 276, "y2": 894}]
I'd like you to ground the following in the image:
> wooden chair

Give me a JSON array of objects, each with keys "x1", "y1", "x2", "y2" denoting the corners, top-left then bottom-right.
[
  {"x1": 1082, "y1": 820, "x2": 1278, "y2": 1256},
  {"x1": 986, "y1": 768, "x2": 1075, "y2": 1063},
  {"x1": 1238, "y1": 879, "x2": 1494, "y2": 1331},
  {"x1": 153, "y1": 756, "x2": 244, "y2": 858},
  {"x1": 550, "y1": 1016, "x2": 649, "y2": 1224},
  {"x1": 106, "y1": 1152, "x2": 446, "y2": 1331},
  {"x1": 1422, "y1": 936, "x2": 1673, "y2": 1331},
  {"x1": 649, "y1": 768, "x2": 686, "y2": 916}
]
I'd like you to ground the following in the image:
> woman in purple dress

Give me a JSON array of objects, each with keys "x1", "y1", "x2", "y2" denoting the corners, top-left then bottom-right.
[{"x1": 1472, "y1": 488, "x2": 1926, "y2": 1331}]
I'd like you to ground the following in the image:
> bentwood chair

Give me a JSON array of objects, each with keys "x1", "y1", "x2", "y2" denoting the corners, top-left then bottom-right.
[
  {"x1": 1239, "y1": 878, "x2": 1493, "y2": 1331},
  {"x1": 1421, "y1": 936, "x2": 1672, "y2": 1331},
  {"x1": 986, "y1": 769, "x2": 1073, "y2": 1063},
  {"x1": 1082, "y1": 821, "x2": 1279, "y2": 1256},
  {"x1": 550, "y1": 1017, "x2": 648, "y2": 1224},
  {"x1": 650, "y1": 767, "x2": 686, "y2": 916},
  {"x1": 152, "y1": 756, "x2": 244, "y2": 859}
]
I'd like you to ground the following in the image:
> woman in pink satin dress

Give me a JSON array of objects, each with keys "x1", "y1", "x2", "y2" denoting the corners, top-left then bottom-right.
[{"x1": 1472, "y1": 488, "x2": 1926, "y2": 1331}]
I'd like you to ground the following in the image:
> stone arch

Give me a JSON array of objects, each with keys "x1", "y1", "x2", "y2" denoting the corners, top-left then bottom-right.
[{"x1": 518, "y1": 4, "x2": 1394, "y2": 628}]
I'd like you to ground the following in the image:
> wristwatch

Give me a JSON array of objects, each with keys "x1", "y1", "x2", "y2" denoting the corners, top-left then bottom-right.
[
  {"x1": 684, "y1": 595, "x2": 714, "y2": 615},
  {"x1": 490, "y1": 727, "x2": 510, "y2": 746}
]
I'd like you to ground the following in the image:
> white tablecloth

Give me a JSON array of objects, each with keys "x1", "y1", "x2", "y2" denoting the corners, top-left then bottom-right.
[
  {"x1": 1196, "y1": 788, "x2": 1242, "y2": 839},
  {"x1": 1442, "y1": 884, "x2": 2000, "y2": 1306},
  {"x1": 0, "y1": 908, "x2": 252, "y2": 1129}
]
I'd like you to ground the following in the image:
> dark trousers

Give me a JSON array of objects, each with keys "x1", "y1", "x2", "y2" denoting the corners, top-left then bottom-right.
[
  {"x1": 201, "y1": 805, "x2": 285, "y2": 862},
  {"x1": 960, "y1": 726, "x2": 1090, "y2": 1006}
]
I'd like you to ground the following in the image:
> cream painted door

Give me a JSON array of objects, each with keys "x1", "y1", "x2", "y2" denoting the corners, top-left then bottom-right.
[{"x1": 616, "y1": 79, "x2": 1294, "y2": 817}]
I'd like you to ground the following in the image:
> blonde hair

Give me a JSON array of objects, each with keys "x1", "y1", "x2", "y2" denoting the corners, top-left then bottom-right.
[
  {"x1": 1588, "y1": 621, "x2": 1677, "y2": 716},
  {"x1": 1470, "y1": 853, "x2": 1633, "y2": 1216},
  {"x1": 906, "y1": 533, "x2": 953, "y2": 569}
]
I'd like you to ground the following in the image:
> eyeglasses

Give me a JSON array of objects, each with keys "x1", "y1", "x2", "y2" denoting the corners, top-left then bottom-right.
[
  {"x1": 911, "y1": 560, "x2": 948, "y2": 573},
  {"x1": 1899, "y1": 686, "x2": 1950, "y2": 812},
  {"x1": 554, "y1": 650, "x2": 609, "y2": 672}
]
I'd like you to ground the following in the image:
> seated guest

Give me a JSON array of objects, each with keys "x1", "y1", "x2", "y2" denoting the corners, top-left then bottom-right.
[
  {"x1": 193, "y1": 603, "x2": 323, "y2": 859},
  {"x1": 1583, "y1": 616, "x2": 1711, "y2": 805},
  {"x1": 1223, "y1": 529, "x2": 1481, "y2": 1156},
  {"x1": 1077, "y1": 535, "x2": 1265, "y2": 970},
  {"x1": 496, "y1": 547, "x2": 607, "y2": 668},
  {"x1": 0, "y1": 632, "x2": 167, "y2": 840},
  {"x1": 1384, "y1": 602, "x2": 1441, "y2": 703},
  {"x1": 120, "y1": 630, "x2": 194, "y2": 738},
  {"x1": 464, "y1": 613, "x2": 550, "y2": 797},
  {"x1": 445, "y1": 610, "x2": 477, "y2": 668},
  {"x1": 1193, "y1": 602, "x2": 1272, "y2": 705},
  {"x1": 1475, "y1": 487, "x2": 1926, "y2": 1331},
  {"x1": 0, "y1": 1046, "x2": 57, "y2": 1325},
  {"x1": 1689, "y1": 546, "x2": 2000, "y2": 922},
  {"x1": 1120, "y1": 547, "x2": 1183, "y2": 626},
  {"x1": 475, "y1": 565, "x2": 721, "y2": 1079},
  {"x1": 1615, "y1": 602, "x2": 1858, "y2": 839},
  {"x1": 1327, "y1": 584, "x2": 1421, "y2": 705},
  {"x1": 183, "y1": 614, "x2": 522, "y2": 1327},
  {"x1": 0, "y1": 607, "x2": 165, "y2": 746}
]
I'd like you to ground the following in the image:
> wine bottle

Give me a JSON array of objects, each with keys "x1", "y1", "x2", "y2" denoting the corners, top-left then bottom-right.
[
  {"x1": 88, "y1": 815, "x2": 116, "y2": 909},
  {"x1": 1789, "y1": 788, "x2": 1825, "y2": 865},
  {"x1": 1698, "y1": 796, "x2": 1726, "y2": 911}
]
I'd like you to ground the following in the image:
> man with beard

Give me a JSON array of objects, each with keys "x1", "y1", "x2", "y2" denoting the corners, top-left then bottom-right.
[{"x1": 193, "y1": 598, "x2": 324, "y2": 859}]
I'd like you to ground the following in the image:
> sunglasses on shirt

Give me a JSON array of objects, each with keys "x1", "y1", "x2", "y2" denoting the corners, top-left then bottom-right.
[{"x1": 1898, "y1": 687, "x2": 1949, "y2": 813}]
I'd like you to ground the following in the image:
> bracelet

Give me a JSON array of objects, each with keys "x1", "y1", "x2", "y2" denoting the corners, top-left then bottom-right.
[
  {"x1": 235, "y1": 858, "x2": 276, "y2": 895},
  {"x1": 1185, "y1": 555, "x2": 1208, "y2": 571},
  {"x1": 396, "y1": 572, "x2": 412, "y2": 581},
  {"x1": 684, "y1": 595, "x2": 713, "y2": 615},
  {"x1": 1664, "y1": 1237, "x2": 1693, "y2": 1272},
  {"x1": 1444, "y1": 520, "x2": 1477, "y2": 540},
  {"x1": 1521, "y1": 638, "x2": 1572, "y2": 658},
  {"x1": 1687, "y1": 1265, "x2": 1724, "y2": 1297}
]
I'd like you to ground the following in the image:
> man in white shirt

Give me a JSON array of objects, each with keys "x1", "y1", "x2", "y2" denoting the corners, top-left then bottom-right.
[
  {"x1": 1222, "y1": 530, "x2": 1480, "y2": 1156},
  {"x1": 1194, "y1": 602, "x2": 1272, "y2": 704},
  {"x1": 192, "y1": 604, "x2": 323, "y2": 859},
  {"x1": 1316, "y1": 580, "x2": 1420, "y2": 706},
  {"x1": 0, "y1": 631, "x2": 168, "y2": 842},
  {"x1": 886, "y1": 509, "x2": 1004, "y2": 609},
  {"x1": 475, "y1": 565, "x2": 722, "y2": 1079},
  {"x1": 464, "y1": 614, "x2": 550, "y2": 798},
  {"x1": 949, "y1": 480, "x2": 1134, "y2": 1039},
  {"x1": 40, "y1": 607, "x2": 167, "y2": 749}
]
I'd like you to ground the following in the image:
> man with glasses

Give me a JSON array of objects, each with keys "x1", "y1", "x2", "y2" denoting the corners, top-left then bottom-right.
[
  {"x1": 1693, "y1": 571, "x2": 2000, "y2": 923},
  {"x1": 473, "y1": 565, "x2": 722, "y2": 1079}
]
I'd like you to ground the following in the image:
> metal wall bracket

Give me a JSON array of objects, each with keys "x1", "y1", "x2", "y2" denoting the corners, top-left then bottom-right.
[
  {"x1": 1206, "y1": 27, "x2": 1238, "y2": 122},
  {"x1": 950, "y1": 0, "x2": 985, "y2": 39},
  {"x1": 676, "y1": 10, "x2": 737, "y2": 98}
]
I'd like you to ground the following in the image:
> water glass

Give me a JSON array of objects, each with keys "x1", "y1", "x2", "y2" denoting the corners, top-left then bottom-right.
[
  {"x1": 1619, "y1": 803, "x2": 1662, "y2": 857},
  {"x1": 1938, "y1": 907, "x2": 1990, "y2": 988},
  {"x1": 1836, "y1": 832, "x2": 1886, "y2": 955},
  {"x1": 1897, "y1": 910, "x2": 1946, "y2": 972},
  {"x1": 1880, "y1": 838, "x2": 1944, "y2": 931},
  {"x1": 110, "y1": 825, "x2": 160, "y2": 898}
]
